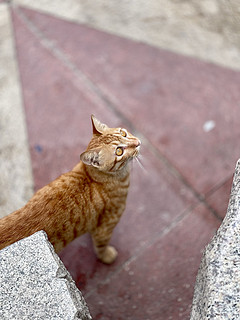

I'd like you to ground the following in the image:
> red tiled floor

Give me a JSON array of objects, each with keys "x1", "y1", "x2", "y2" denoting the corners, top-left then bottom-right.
[
  {"x1": 11, "y1": 5, "x2": 233, "y2": 319},
  {"x1": 84, "y1": 205, "x2": 220, "y2": 319},
  {"x1": 18, "y1": 6, "x2": 240, "y2": 200}
]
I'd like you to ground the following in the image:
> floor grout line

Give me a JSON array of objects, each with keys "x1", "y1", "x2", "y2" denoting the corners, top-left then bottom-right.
[
  {"x1": 204, "y1": 174, "x2": 233, "y2": 199},
  {"x1": 14, "y1": 5, "x2": 225, "y2": 223}
]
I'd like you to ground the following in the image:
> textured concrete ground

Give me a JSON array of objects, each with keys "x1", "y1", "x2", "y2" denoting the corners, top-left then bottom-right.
[{"x1": 0, "y1": 1, "x2": 240, "y2": 319}]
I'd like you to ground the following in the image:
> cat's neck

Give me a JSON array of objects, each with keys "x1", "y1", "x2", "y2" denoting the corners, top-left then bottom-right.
[{"x1": 73, "y1": 161, "x2": 130, "y2": 184}]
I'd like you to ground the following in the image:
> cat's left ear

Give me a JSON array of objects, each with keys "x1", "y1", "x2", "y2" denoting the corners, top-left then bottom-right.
[
  {"x1": 80, "y1": 149, "x2": 102, "y2": 168},
  {"x1": 91, "y1": 115, "x2": 109, "y2": 135}
]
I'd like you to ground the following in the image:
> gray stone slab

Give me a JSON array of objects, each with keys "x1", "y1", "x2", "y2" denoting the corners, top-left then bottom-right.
[
  {"x1": 191, "y1": 159, "x2": 240, "y2": 319},
  {"x1": 0, "y1": 231, "x2": 92, "y2": 320}
]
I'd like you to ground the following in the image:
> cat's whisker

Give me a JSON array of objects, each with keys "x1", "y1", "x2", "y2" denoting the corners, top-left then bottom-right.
[{"x1": 135, "y1": 155, "x2": 147, "y2": 174}]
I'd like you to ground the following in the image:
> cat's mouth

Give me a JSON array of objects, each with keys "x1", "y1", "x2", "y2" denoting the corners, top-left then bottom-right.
[{"x1": 136, "y1": 145, "x2": 140, "y2": 154}]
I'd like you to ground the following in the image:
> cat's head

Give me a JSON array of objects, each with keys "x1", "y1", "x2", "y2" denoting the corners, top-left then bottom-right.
[{"x1": 80, "y1": 115, "x2": 141, "y2": 173}]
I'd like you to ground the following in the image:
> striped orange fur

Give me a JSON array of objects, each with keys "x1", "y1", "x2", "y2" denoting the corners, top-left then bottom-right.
[{"x1": 0, "y1": 115, "x2": 141, "y2": 264}]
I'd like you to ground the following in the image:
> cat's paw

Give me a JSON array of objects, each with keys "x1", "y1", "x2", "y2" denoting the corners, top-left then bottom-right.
[{"x1": 99, "y1": 246, "x2": 118, "y2": 264}]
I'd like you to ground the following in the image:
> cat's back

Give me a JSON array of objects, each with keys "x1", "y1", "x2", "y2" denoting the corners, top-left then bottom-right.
[
  {"x1": 0, "y1": 161, "x2": 130, "y2": 251},
  {"x1": 0, "y1": 163, "x2": 88, "y2": 250}
]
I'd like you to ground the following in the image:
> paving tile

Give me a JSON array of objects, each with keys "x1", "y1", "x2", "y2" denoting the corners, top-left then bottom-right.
[
  {"x1": 16, "y1": 7, "x2": 240, "y2": 207},
  {"x1": 85, "y1": 205, "x2": 220, "y2": 320}
]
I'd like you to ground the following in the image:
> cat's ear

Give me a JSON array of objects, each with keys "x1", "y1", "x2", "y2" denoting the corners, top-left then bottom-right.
[
  {"x1": 80, "y1": 149, "x2": 101, "y2": 168},
  {"x1": 91, "y1": 115, "x2": 109, "y2": 135}
]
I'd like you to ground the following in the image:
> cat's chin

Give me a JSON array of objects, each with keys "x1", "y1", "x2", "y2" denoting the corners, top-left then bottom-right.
[{"x1": 133, "y1": 148, "x2": 140, "y2": 159}]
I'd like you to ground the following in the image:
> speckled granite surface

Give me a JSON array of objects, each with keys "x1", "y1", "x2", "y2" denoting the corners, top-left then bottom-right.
[
  {"x1": 191, "y1": 159, "x2": 240, "y2": 319},
  {"x1": 0, "y1": 231, "x2": 91, "y2": 320}
]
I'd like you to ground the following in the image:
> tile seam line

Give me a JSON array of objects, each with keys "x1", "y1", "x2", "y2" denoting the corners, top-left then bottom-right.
[
  {"x1": 144, "y1": 141, "x2": 223, "y2": 221},
  {"x1": 15, "y1": 6, "x2": 223, "y2": 221},
  {"x1": 84, "y1": 206, "x2": 195, "y2": 299},
  {"x1": 204, "y1": 173, "x2": 233, "y2": 199}
]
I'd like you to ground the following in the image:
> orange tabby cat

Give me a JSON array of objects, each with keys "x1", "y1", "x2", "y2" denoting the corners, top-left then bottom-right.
[{"x1": 0, "y1": 115, "x2": 140, "y2": 264}]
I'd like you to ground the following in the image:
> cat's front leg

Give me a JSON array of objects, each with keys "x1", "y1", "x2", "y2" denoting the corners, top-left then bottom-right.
[{"x1": 91, "y1": 226, "x2": 118, "y2": 264}]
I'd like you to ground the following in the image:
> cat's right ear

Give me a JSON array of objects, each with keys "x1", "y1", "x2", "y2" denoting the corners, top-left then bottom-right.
[
  {"x1": 91, "y1": 115, "x2": 109, "y2": 135},
  {"x1": 80, "y1": 149, "x2": 101, "y2": 168}
]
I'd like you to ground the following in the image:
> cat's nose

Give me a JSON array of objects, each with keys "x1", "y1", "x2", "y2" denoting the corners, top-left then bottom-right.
[
  {"x1": 135, "y1": 139, "x2": 141, "y2": 147},
  {"x1": 130, "y1": 138, "x2": 141, "y2": 149}
]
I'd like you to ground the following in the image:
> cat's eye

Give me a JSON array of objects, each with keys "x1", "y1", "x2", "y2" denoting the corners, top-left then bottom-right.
[
  {"x1": 116, "y1": 147, "x2": 124, "y2": 156},
  {"x1": 120, "y1": 129, "x2": 127, "y2": 137}
]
